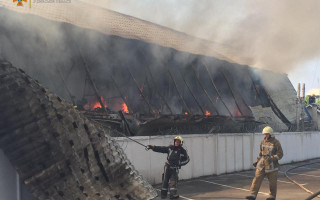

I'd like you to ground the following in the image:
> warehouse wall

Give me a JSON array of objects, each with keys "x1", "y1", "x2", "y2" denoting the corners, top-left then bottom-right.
[
  {"x1": 116, "y1": 131, "x2": 320, "y2": 184},
  {"x1": 1, "y1": 131, "x2": 319, "y2": 199}
]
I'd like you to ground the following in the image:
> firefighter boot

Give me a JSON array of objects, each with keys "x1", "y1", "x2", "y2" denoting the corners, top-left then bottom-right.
[
  {"x1": 170, "y1": 194, "x2": 179, "y2": 199},
  {"x1": 245, "y1": 195, "x2": 256, "y2": 200},
  {"x1": 161, "y1": 189, "x2": 168, "y2": 199}
]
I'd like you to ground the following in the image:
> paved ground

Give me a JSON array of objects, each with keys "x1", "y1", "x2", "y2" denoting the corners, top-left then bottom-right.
[{"x1": 153, "y1": 158, "x2": 320, "y2": 200}]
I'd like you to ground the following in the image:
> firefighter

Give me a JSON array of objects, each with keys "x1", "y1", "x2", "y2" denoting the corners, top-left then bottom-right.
[
  {"x1": 245, "y1": 126, "x2": 283, "y2": 200},
  {"x1": 309, "y1": 94, "x2": 316, "y2": 104},
  {"x1": 147, "y1": 136, "x2": 190, "y2": 199}
]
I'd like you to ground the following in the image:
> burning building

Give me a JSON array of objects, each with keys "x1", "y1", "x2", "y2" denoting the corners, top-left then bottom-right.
[
  {"x1": 0, "y1": 3, "x2": 297, "y2": 136},
  {"x1": 0, "y1": 1, "x2": 301, "y2": 199}
]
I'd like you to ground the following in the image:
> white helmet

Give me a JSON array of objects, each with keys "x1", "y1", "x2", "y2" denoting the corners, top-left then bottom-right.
[{"x1": 262, "y1": 126, "x2": 274, "y2": 135}]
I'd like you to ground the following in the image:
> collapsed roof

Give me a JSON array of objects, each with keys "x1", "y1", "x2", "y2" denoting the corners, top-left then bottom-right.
[
  {"x1": 0, "y1": 60, "x2": 157, "y2": 199},
  {"x1": 0, "y1": 5, "x2": 297, "y2": 134},
  {"x1": 0, "y1": 0, "x2": 252, "y2": 66}
]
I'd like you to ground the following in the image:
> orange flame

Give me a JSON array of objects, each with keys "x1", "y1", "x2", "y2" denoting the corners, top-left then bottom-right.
[
  {"x1": 140, "y1": 84, "x2": 145, "y2": 93},
  {"x1": 84, "y1": 96, "x2": 107, "y2": 111},
  {"x1": 92, "y1": 101, "x2": 102, "y2": 109},
  {"x1": 237, "y1": 111, "x2": 241, "y2": 117},
  {"x1": 122, "y1": 103, "x2": 129, "y2": 114},
  {"x1": 205, "y1": 110, "x2": 210, "y2": 116}
]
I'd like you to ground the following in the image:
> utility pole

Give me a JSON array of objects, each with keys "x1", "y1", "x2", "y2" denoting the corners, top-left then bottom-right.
[
  {"x1": 296, "y1": 83, "x2": 301, "y2": 131},
  {"x1": 301, "y1": 83, "x2": 305, "y2": 131}
]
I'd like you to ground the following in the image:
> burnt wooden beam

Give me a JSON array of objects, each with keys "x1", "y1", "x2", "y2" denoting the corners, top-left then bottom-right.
[
  {"x1": 179, "y1": 68, "x2": 205, "y2": 115},
  {"x1": 137, "y1": 50, "x2": 174, "y2": 114},
  {"x1": 191, "y1": 65, "x2": 219, "y2": 115},
  {"x1": 110, "y1": 75, "x2": 133, "y2": 114},
  {"x1": 55, "y1": 60, "x2": 76, "y2": 91},
  {"x1": 246, "y1": 68, "x2": 265, "y2": 103},
  {"x1": 56, "y1": 66, "x2": 76, "y2": 105},
  {"x1": 167, "y1": 68, "x2": 192, "y2": 115},
  {"x1": 127, "y1": 67, "x2": 155, "y2": 114},
  {"x1": 201, "y1": 61, "x2": 233, "y2": 117},
  {"x1": 77, "y1": 47, "x2": 107, "y2": 113},
  {"x1": 144, "y1": 64, "x2": 173, "y2": 114},
  {"x1": 220, "y1": 69, "x2": 243, "y2": 116}
]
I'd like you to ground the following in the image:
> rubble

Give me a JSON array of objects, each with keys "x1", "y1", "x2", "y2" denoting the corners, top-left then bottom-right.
[{"x1": 0, "y1": 60, "x2": 157, "y2": 200}]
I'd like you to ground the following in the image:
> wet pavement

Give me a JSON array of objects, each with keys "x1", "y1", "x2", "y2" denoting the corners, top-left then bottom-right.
[{"x1": 153, "y1": 158, "x2": 320, "y2": 200}]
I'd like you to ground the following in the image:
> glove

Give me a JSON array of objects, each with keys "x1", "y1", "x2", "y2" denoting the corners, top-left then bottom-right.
[
  {"x1": 146, "y1": 145, "x2": 154, "y2": 150},
  {"x1": 253, "y1": 161, "x2": 258, "y2": 167},
  {"x1": 270, "y1": 155, "x2": 278, "y2": 162}
]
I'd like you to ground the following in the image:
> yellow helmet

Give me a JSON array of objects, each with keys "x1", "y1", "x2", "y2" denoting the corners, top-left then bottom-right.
[
  {"x1": 174, "y1": 136, "x2": 183, "y2": 146},
  {"x1": 262, "y1": 126, "x2": 274, "y2": 135}
]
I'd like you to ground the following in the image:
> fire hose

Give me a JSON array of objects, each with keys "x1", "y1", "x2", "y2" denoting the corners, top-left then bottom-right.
[
  {"x1": 113, "y1": 130, "x2": 150, "y2": 151},
  {"x1": 95, "y1": 111, "x2": 150, "y2": 150},
  {"x1": 284, "y1": 162, "x2": 320, "y2": 199}
]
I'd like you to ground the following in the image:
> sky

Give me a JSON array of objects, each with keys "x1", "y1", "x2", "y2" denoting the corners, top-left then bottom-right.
[
  {"x1": 93, "y1": 0, "x2": 320, "y2": 93},
  {"x1": 288, "y1": 59, "x2": 320, "y2": 93}
]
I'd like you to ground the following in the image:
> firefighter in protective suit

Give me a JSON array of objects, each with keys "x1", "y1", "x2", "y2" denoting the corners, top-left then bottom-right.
[
  {"x1": 147, "y1": 136, "x2": 190, "y2": 199},
  {"x1": 246, "y1": 126, "x2": 283, "y2": 200}
]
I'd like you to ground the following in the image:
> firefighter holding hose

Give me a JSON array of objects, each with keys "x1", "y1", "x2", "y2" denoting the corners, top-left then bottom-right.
[
  {"x1": 147, "y1": 136, "x2": 190, "y2": 199},
  {"x1": 246, "y1": 126, "x2": 283, "y2": 200}
]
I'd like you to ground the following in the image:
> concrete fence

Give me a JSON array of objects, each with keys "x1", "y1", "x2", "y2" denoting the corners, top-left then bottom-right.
[
  {"x1": 116, "y1": 131, "x2": 320, "y2": 184},
  {"x1": 1, "y1": 131, "x2": 319, "y2": 199}
]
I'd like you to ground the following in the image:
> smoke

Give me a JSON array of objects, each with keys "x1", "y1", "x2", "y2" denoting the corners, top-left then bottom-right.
[
  {"x1": 103, "y1": 0, "x2": 320, "y2": 73},
  {"x1": 0, "y1": 1, "x2": 298, "y2": 116}
]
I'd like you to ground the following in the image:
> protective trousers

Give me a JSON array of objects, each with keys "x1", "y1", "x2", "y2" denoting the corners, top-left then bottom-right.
[
  {"x1": 161, "y1": 165, "x2": 179, "y2": 199},
  {"x1": 250, "y1": 169, "x2": 278, "y2": 198}
]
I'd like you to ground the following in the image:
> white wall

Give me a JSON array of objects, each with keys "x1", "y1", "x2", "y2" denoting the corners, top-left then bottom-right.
[
  {"x1": 116, "y1": 131, "x2": 320, "y2": 184},
  {"x1": 1, "y1": 131, "x2": 319, "y2": 199}
]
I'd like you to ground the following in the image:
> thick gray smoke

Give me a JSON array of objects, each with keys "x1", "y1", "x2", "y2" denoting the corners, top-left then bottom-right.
[
  {"x1": 102, "y1": 0, "x2": 320, "y2": 73},
  {"x1": 0, "y1": 0, "x2": 298, "y2": 115}
]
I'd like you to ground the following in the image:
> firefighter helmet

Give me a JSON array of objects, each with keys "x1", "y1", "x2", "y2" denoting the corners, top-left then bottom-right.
[
  {"x1": 262, "y1": 126, "x2": 274, "y2": 135},
  {"x1": 174, "y1": 136, "x2": 183, "y2": 146}
]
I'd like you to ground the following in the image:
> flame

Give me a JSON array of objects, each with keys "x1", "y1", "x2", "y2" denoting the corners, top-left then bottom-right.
[
  {"x1": 84, "y1": 96, "x2": 107, "y2": 111},
  {"x1": 232, "y1": 107, "x2": 242, "y2": 117},
  {"x1": 184, "y1": 112, "x2": 188, "y2": 115},
  {"x1": 205, "y1": 110, "x2": 210, "y2": 116},
  {"x1": 92, "y1": 101, "x2": 102, "y2": 109},
  {"x1": 122, "y1": 103, "x2": 129, "y2": 114},
  {"x1": 237, "y1": 111, "x2": 242, "y2": 117},
  {"x1": 140, "y1": 84, "x2": 145, "y2": 93}
]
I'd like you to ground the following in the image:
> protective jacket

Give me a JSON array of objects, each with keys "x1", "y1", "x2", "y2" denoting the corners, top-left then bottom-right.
[
  {"x1": 309, "y1": 96, "x2": 316, "y2": 104},
  {"x1": 152, "y1": 145, "x2": 189, "y2": 167},
  {"x1": 256, "y1": 136, "x2": 283, "y2": 173},
  {"x1": 151, "y1": 145, "x2": 189, "y2": 199}
]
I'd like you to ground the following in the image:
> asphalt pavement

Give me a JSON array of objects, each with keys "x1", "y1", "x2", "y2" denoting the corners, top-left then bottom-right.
[{"x1": 153, "y1": 158, "x2": 320, "y2": 200}]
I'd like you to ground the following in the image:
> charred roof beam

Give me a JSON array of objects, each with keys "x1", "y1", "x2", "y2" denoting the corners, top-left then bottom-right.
[
  {"x1": 167, "y1": 68, "x2": 192, "y2": 115},
  {"x1": 110, "y1": 75, "x2": 134, "y2": 114},
  {"x1": 220, "y1": 69, "x2": 244, "y2": 116},
  {"x1": 127, "y1": 67, "x2": 156, "y2": 114},
  {"x1": 201, "y1": 61, "x2": 233, "y2": 117},
  {"x1": 137, "y1": 50, "x2": 174, "y2": 114},
  {"x1": 77, "y1": 45, "x2": 108, "y2": 113},
  {"x1": 191, "y1": 64, "x2": 219, "y2": 115},
  {"x1": 179, "y1": 67, "x2": 205, "y2": 115}
]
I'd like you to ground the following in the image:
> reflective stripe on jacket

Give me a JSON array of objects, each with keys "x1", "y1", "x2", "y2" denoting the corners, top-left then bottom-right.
[
  {"x1": 152, "y1": 145, "x2": 190, "y2": 167},
  {"x1": 256, "y1": 137, "x2": 283, "y2": 173}
]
